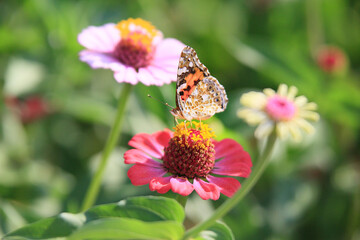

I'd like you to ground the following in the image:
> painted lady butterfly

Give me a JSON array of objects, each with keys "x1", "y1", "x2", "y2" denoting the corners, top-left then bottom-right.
[{"x1": 170, "y1": 46, "x2": 228, "y2": 121}]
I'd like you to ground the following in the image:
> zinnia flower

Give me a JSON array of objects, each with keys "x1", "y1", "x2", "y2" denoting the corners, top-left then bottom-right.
[
  {"x1": 78, "y1": 18, "x2": 185, "y2": 86},
  {"x1": 316, "y1": 45, "x2": 347, "y2": 73},
  {"x1": 237, "y1": 84, "x2": 319, "y2": 142},
  {"x1": 124, "y1": 122, "x2": 252, "y2": 200}
]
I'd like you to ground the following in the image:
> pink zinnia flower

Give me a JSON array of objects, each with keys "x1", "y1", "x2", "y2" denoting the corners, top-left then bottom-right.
[
  {"x1": 78, "y1": 18, "x2": 185, "y2": 86},
  {"x1": 124, "y1": 122, "x2": 252, "y2": 200}
]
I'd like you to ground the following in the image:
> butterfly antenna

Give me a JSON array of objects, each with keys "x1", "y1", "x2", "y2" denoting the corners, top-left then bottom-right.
[{"x1": 147, "y1": 94, "x2": 175, "y2": 109}]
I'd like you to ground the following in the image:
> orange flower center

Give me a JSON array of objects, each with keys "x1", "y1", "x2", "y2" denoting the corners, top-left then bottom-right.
[
  {"x1": 113, "y1": 18, "x2": 162, "y2": 69},
  {"x1": 163, "y1": 122, "x2": 216, "y2": 179}
]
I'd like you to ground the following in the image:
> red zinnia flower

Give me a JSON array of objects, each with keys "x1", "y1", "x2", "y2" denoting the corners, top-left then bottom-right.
[
  {"x1": 316, "y1": 46, "x2": 347, "y2": 73},
  {"x1": 5, "y1": 96, "x2": 50, "y2": 123},
  {"x1": 124, "y1": 122, "x2": 252, "y2": 200}
]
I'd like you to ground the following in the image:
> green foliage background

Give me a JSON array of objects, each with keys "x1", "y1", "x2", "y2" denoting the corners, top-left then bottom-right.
[{"x1": 0, "y1": 0, "x2": 359, "y2": 239}]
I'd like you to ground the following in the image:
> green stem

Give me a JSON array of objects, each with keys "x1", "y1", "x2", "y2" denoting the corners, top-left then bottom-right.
[
  {"x1": 176, "y1": 195, "x2": 189, "y2": 209},
  {"x1": 81, "y1": 84, "x2": 133, "y2": 212},
  {"x1": 183, "y1": 131, "x2": 277, "y2": 239}
]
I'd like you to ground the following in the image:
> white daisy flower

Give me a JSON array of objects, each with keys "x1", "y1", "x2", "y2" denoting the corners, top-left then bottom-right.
[{"x1": 237, "y1": 84, "x2": 320, "y2": 142}]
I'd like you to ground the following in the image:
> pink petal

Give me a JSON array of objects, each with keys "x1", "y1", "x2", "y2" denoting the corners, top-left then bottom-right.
[
  {"x1": 127, "y1": 165, "x2": 166, "y2": 185},
  {"x1": 212, "y1": 139, "x2": 252, "y2": 177},
  {"x1": 128, "y1": 132, "x2": 165, "y2": 159},
  {"x1": 78, "y1": 23, "x2": 120, "y2": 53},
  {"x1": 146, "y1": 66, "x2": 176, "y2": 85},
  {"x1": 215, "y1": 139, "x2": 246, "y2": 159},
  {"x1": 170, "y1": 177, "x2": 194, "y2": 196},
  {"x1": 124, "y1": 149, "x2": 161, "y2": 167},
  {"x1": 122, "y1": 67, "x2": 139, "y2": 85},
  {"x1": 79, "y1": 50, "x2": 124, "y2": 71},
  {"x1": 193, "y1": 178, "x2": 221, "y2": 200},
  {"x1": 213, "y1": 156, "x2": 252, "y2": 177},
  {"x1": 207, "y1": 175, "x2": 241, "y2": 197},
  {"x1": 151, "y1": 129, "x2": 173, "y2": 148},
  {"x1": 149, "y1": 176, "x2": 172, "y2": 194},
  {"x1": 153, "y1": 38, "x2": 185, "y2": 61},
  {"x1": 137, "y1": 68, "x2": 157, "y2": 86}
]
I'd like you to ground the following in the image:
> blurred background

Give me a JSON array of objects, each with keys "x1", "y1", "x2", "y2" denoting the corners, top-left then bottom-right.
[{"x1": 0, "y1": 0, "x2": 359, "y2": 239}]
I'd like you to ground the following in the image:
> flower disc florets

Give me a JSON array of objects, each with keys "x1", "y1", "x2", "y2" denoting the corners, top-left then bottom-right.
[
  {"x1": 163, "y1": 122, "x2": 216, "y2": 179},
  {"x1": 114, "y1": 18, "x2": 162, "y2": 69}
]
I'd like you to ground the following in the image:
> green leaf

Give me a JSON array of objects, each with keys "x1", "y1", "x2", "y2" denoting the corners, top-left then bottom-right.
[
  {"x1": 4, "y1": 212, "x2": 85, "y2": 239},
  {"x1": 119, "y1": 196, "x2": 185, "y2": 223},
  {"x1": 4, "y1": 196, "x2": 185, "y2": 239},
  {"x1": 193, "y1": 222, "x2": 234, "y2": 240},
  {"x1": 68, "y1": 218, "x2": 184, "y2": 240}
]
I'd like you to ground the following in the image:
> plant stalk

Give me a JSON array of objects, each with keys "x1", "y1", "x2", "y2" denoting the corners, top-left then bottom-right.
[
  {"x1": 183, "y1": 131, "x2": 277, "y2": 239},
  {"x1": 81, "y1": 84, "x2": 133, "y2": 212}
]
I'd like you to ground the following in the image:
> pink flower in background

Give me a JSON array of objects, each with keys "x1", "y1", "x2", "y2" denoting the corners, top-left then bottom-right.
[
  {"x1": 316, "y1": 46, "x2": 347, "y2": 73},
  {"x1": 78, "y1": 18, "x2": 185, "y2": 86},
  {"x1": 124, "y1": 122, "x2": 252, "y2": 200}
]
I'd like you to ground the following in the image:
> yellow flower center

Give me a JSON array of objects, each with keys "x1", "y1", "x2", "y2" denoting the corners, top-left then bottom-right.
[
  {"x1": 163, "y1": 122, "x2": 216, "y2": 178},
  {"x1": 116, "y1": 18, "x2": 162, "y2": 53}
]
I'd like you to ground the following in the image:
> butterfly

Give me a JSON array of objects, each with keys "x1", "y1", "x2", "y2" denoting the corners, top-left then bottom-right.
[{"x1": 170, "y1": 46, "x2": 228, "y2": 121}]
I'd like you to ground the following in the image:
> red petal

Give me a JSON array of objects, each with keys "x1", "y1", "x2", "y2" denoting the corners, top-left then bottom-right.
[
  {"x1": 152, "y1": 129, "x2": 173, "y2": 148},
  {"x1": 207, "y1": 175, "x2": 241, "y2": 197},
  {"x1": 193, "y1": 178, "x2": 220, "y2": 200},
  {"x1": 213, "y1": 158, "x2": 252, "y2": 177},
  {"x1": 127, "y1": 165, "x2": 166, "y2": 186},
  {"x1": 215, "y1": 139, "x2": 246, "y2": 159},
  {"x1": 213, "y1": 139, "x2": 252, "y2": 177},
  {"x1": 129, "y1": 132, "x2": 165, "y2": 158},
  {"x1": 124, "y1": 149, "x2": 161, "y2": 167},
  {"x1": 170, "y1": 177, "x2": 194, "y2": 196},
  {"x1": 149, "y1": 176, "x2": 172, "y2": 194}
]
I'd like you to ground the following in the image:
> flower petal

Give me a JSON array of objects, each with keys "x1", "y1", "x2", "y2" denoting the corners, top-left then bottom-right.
[
  {"x1": 240, "y1": 92, "x2": 267, "y2": 109},
  {"x1": 213, "y1": 139, "x2": 252, "y2": 177},
  {"x1": 127, "y1": 164, "x2": 166, "y2": 185},
  {"x1": 79, "y1": 50, "x2": 124, "y2": 71},
  {"x1": 193, "y1": 178, "x2": 220, "y2": 200},
  {"x1": 170, "y1": 177, "x2": 194, "y2": 196},
  {"x1": 207, "y1": 175, "x2": 241, "y2": 197},
  {"x1": 122, "y1": 67, "x2": 139, "y2": 85},
  {"x1": 137, "y1": 68, "x2": 157, "y2": 86},
  {"x1": 128, "y1": 132, "x2": 164, "y2": 159},
  {"x1": 215, "y1": 139, "x2": 246, "y2": 159},
  {"x1": 254, "y1": 120, "x2": 274, "y2": 139},
  {"x1": 151, "y1": 129, "x2": 173, "y2": 148},
  {"x1": 153, "y1": 38, "x2": 185, "y2": 61},
  {"x1": 78, "y1": 23, "x2": 120, "y2": 52},
  {"x1": 237, "y1": 108, "x2": 267, "y2": 125},
  {"x1": 149, "y1": 176, "x2": 172, "y2": 194},
  {"x1": 124, "y1": 149, "x2": 161, "y2": 167}
]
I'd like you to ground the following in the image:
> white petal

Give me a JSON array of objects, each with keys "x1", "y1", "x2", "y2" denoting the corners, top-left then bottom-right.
[
  {"x1": 298, "y1": 110, "x2": 320, "y2": 121},
  {"x1": 294, "y1": 118, "x2": 315, "y2": 134},
  {"x1": 287, "y1": 86, "x2": 298, "y2": 100},
  {"x1": 276, "y1": 122, "x2": 289, "y2": 139},
  {"x1": 263, "y1": 88, "x2": 276, "y2": 97},
  {"x1": 240, "y1": 92, "x2": 267, "y2": 109},
  {"x1": 237, "y1": 109, "x2": 268, "y2": 125},
  {"x1": 255, "y1": 120, "x2": 274, "y2": 139},
  {"x1": 277, "y1": 84, "x2": 288, "y2": 96},
  {"x1": 294, "y1": 95, "x2": 308, "y2": 107}
]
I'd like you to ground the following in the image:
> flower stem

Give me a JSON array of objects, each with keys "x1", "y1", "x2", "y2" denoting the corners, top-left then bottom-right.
[
  {"x1": 176, "y1": 195, "x2": 189, "y2": 209},
  {"x1": 183, "y1": 131, "x2": 277, "y2": 239},
  {"x1": 81, "y1": 83, "x2": 133, "y2": 212}
]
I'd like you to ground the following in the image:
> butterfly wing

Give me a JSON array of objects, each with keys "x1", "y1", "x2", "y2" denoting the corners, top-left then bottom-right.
[
  {"x1": 181, "y1": 76, "x2": 228, "y2": 120},
  {"x1": 173, "y1": 46, "x2": 228, "y2": 120}
]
